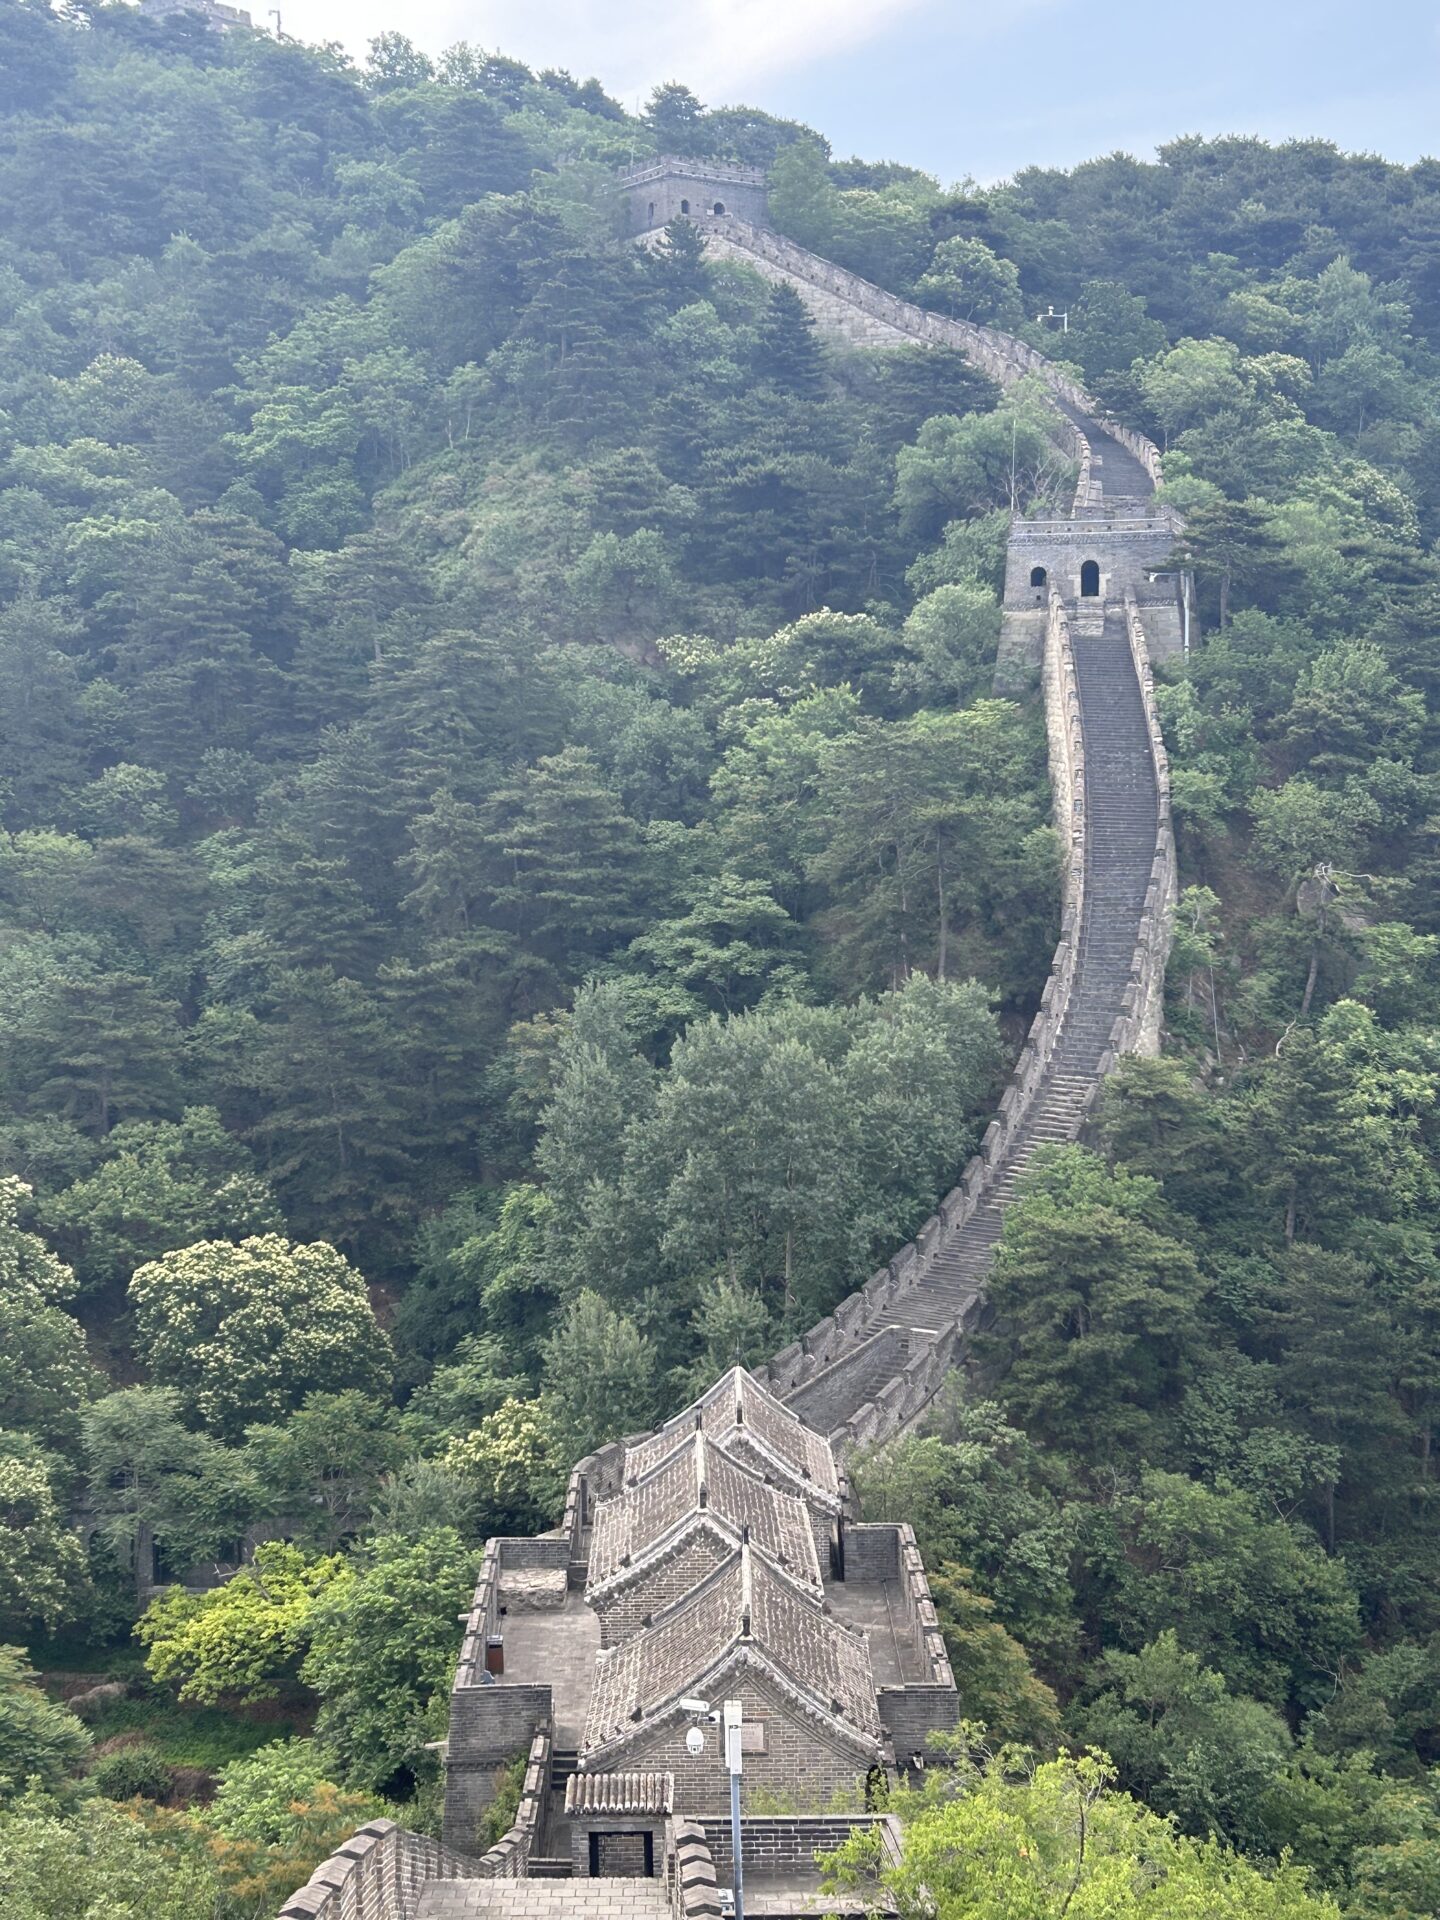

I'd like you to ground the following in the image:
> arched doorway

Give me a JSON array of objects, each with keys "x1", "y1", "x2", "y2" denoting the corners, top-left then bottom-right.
[
  {"x1": 1080, "y1": 559, "x2": 1101, "y2": 598},
  {"x1": 1029, "y1": 565, "x2": 1047, "y2": 588},
  {"x1": 680, "y1": 198, "x2": 690, "y2": 215},
  {"x1": 713, "y1": 200, "x2": 726, "y2": 215}
]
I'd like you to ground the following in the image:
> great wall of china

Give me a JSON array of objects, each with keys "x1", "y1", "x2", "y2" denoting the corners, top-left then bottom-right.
[
  {"x1": 626, "y1": 169, "x2": 1183, "y2": 1459},
  {"x1": 275, "y1": 161, "x2": 1185, "y2": 1920}
]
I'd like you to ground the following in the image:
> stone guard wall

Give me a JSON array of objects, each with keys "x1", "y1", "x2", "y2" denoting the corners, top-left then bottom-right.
[
  {"x1": 446, "y1": 1538, "x2": 562, "y2": 1845},
  {"x1": 275, "y1": 1820, "x2": 476, "y2": 1920},
  {"x1": 1102, "y1": 593, "x2": 1177, "y2": 1065},
  {"x1": 681, "y1": 215, "x2": 1099, "y2": 515},
  {"x1": 701, "y1": 1813, "x2": 903, "y2": 1882}
]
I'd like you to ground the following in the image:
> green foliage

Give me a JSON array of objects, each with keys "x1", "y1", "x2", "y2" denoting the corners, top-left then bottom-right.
[
  {"x1": 0, "y1": 1797, "x2": 222, "y2": 1920},
  {"x1": 137, "y1": 1542, "x2": 348, "y2": 1705},
  {"x1": 0, "y1": 1649, "x2": 90, "y2": 1807},
  {"x1": 302, "y1": 1529, "x2": 475, "y2": 1792},
  {"x1": 37, "y1": 1108, "x2": 281, "y2": 1294},
  {"x1": 87, "y1": 1744, "x2": 172, "y2": 1803},
  {"x1": 983, "y1": 1149, "x2": 1205, "y2": 1461},
  {"x1": 0, "y1": 1180, "x2": 94, "y2": 1456},
  {"x1": 129, "y1": 1236, "x2": 393, "y2": 1438},
  {"x1": 2, "y1": 13, "x2": 1440, "y2": 1887},
  {"x1": 0, "y1": 1439, "x2": 87, "y2": 1639},
  {"x1": 209, "y1": 1737, "x2": 369, "y2": 1844},
  {"x1": 826, "y1": 1746, "x2": 1338, "y2": 1919}
]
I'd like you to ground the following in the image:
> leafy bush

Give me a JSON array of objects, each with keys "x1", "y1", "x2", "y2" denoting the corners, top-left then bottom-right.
[{"x1": 88, "y1": 1743, "x2": 172, "y2": 1802}]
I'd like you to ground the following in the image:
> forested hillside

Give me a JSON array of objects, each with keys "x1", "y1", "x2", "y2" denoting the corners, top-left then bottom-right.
[{"x1": 0, "y1": 4, "x2": 1438, "y2": 1915}]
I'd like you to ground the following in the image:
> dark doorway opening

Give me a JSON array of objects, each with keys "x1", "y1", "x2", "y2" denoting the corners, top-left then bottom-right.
[
  {"x1": 1029, "y1": 565, "x2": 1047, "y2": 588},
  {"x1": 713, "y1": 201, "x2": 726, "y2": 214},
  {"x1": 680, "y1": 199, "x2": 690, "y2": 215},
  {"x1": 590, "y1": 1831, "x2": 655, "y2": 1877},
  {"x1": 1080, "y1": 559, "x2": 1101, "y2": 597}
]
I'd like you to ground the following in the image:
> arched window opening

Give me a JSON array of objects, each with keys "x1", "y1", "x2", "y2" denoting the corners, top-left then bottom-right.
[
  {"x1": 1080, "y1": 559, "x2": 1101, "y2": 598},
  {"x1": 680, "y1": 198, "x2": 690, "y2": 215},
  {"x1": 1029, "y1": 566, "x2": 1047, "y2": 589},
  {"x1": 713, "y1": 201, "x2": 726, "y2": 215}
]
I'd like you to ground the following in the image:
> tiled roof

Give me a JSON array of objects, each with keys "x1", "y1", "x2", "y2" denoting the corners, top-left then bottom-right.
[
  {"x1": 588, "y1": 1432, "x2": 821, "y2": 1595},
  {"x1": 624, "y1": 1368, "x2": 840, "y2": 1507},
  {"x1": 582, "y1": 1546, "x2": 880, "y2": 1759},
  {"x1": 565, "y1": 1771, "x2": 674, "y2": 1816}
]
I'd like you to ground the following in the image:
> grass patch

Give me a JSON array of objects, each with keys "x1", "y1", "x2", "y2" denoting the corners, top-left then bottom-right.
[{"x1": 85, "y1": 1694, "x2": 311, "y2": 1770}]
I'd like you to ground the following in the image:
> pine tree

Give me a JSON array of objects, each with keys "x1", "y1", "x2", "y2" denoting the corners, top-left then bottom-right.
[
  {"x1": 754, "y1": 282, "x2": 827, "y2": 397},
  {"x1": 477, "y1": 747, "x2": 649, "y2": 973}
]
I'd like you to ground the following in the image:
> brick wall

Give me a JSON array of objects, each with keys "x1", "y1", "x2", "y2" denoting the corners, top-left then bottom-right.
[
  {"x1": 702, "y1": 1814, "x2": 902, "y2": 1882},
  {"x1": 877, "y1": 1686, "x2": 962, "y2": 1771},
  {"x1": 274, "y1": 1819, "x2": 475, "y2": 1920},
  {"x1": 622, "y1": 160, "x2": 768, "y2": 235},
  {"x1": 667, "y1": 1820, "x2": 724, "y2": 1920},
  {"x1": 469, "y1": 1725, "x2": 551, "y2": 1879},
  {"x1": 1001, "y1": 513, "x2": 1180, "y2": 608},
  {"x1": 764, "y1": 593, "x2": 1089, "y2": 1460},
  {"x1": 838, "y1": 1524, "x2": 899, "y2": 1585},
  {"x1": 443, "y1": 1681, "x2": 551, "y2": 1850}
]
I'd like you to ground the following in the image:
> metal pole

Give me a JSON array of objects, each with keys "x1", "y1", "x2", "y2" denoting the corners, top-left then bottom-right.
[
  {"x1": 724, "y1": 1700, "x2": 744, "y2": 1920},
  {"x1": 729, "y1": 1764, "x2": 744, "y2": 1920}
]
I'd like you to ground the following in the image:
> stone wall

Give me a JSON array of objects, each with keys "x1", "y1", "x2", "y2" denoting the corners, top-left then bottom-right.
[
  {"x1": 668, "y1": 1820, "x2": 724, "y2": 1920},
  {"x1": 602, "y1": 1673, "x2": 873, "y2": 1817},
  {"x1": 469, "y1": 1726, "x2": 551, "y2": 1879},
  {"x1": 683, "y1": 215, "x2": 1101, "y2": 513},
  {"x1": 1107, "y1": 593, "x2": 1177, "y2": 1063},
  {"x1": 275, "y1": 1820, "x2": 475, "y2": 1920},
  {"x1": 1001, "y1": 511, "x2": 1181, "y2": 608},
  {"x1": 759, "y1": 591, "x2": 1087, "y2": 1456},
  {"x1": 446, "y1": 1539, "x2": 557, "y2": 1848},
  {"x1": 701, "y1": 1814, "x2": 903, "y2": 1882}
]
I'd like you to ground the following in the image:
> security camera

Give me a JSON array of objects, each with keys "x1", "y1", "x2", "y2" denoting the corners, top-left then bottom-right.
[{"x1": 685, "y1": 1725, "x2": 706, "y2": 1756}]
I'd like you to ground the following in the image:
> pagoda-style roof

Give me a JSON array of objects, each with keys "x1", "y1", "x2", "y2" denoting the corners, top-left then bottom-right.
[
  {"x1": 623, "y1": 1368, "x2": 841, "y2": 1512},
  {"x1": 582, "y1": 1545, "x2": 880, "y2": 1764},
  {"x1": 589, "y1": 1430, "x2": 821, "y2": 1600}
]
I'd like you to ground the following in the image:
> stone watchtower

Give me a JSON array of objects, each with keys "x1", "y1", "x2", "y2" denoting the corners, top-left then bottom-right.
[{"x1": 618, "y1": 157, "x2": 769, "y2": 236}]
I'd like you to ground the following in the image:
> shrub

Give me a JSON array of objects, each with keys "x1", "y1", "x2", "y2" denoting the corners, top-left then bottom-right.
[{"x1": 88, "y1": 1743, "x2": 173, "y2": 1802}]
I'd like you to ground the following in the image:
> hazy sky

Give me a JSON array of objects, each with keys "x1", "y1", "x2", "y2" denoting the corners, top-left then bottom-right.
[{"x1": 275, "y1": 0, "x2": 1440, "y2": 183}]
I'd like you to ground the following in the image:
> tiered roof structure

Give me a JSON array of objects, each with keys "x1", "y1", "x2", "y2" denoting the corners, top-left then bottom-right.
[
  {"x1": 584, "y1": 1542, "x2": 881, "y2": 1763},
  {"x1": 588, "y1": 1429, "x2": 821, "y2": 1603}
]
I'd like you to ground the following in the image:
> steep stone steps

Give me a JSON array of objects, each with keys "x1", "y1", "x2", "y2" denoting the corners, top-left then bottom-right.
[{"x1": 869, "y1": 603, "x2": 1157, "y2": 1339}]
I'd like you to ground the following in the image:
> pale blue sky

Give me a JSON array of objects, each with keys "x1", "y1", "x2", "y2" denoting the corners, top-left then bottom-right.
[{"x1": 288, "y1": 0, "x2": 1440, "y2": 183}]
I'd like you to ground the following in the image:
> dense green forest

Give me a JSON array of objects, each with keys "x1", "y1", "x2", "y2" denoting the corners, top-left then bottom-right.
[{"x1": 1, "y1": 3, "x2": 1439, "y2": 1914}]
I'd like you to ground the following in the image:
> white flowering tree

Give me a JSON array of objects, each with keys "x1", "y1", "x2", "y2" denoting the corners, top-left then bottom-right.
[{"x1": 129, "y1": 1235, "x2": 392, "y2": 1438}]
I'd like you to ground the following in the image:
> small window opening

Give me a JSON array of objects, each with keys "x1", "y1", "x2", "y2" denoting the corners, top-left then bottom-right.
[
  {"x1": 680, "y1": 198, "x2": 690, "y2": 215},
  {"x1": 1029, "y1": 565, "x2": 1047, "y2": 588},
  {"x1": 1080, "y1": 559, "x2": 1101, "y2": 598},
  {"x1": 713, "y1": 200, "x2": 726, "y2": 215},
  {"x1": 648, "y1": 201, "x2": 655, "y2": 225}
]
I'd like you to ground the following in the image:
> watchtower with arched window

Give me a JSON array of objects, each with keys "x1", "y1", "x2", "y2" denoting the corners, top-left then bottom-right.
[{"x1": 617, "y1": 157, "x2": 770, "y2": 235}]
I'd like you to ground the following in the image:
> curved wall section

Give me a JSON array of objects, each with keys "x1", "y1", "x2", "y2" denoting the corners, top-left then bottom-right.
[{"x1": 677, "y1": 214, "x2": 1176, "y2": 1453}]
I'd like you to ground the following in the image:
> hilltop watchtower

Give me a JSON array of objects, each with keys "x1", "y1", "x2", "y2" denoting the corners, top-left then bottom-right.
[
  {"x1": 139, "y1": 0, "x2": 253, "y2": 27},
  {"x1": 618, "y1": 156, "x2": 769, "y2": 236}
]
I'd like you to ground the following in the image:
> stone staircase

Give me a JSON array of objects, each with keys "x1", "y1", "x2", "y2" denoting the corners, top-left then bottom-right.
[{"x1": 868, "y1": 598, "x2": 1157, "y2": 1340}]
